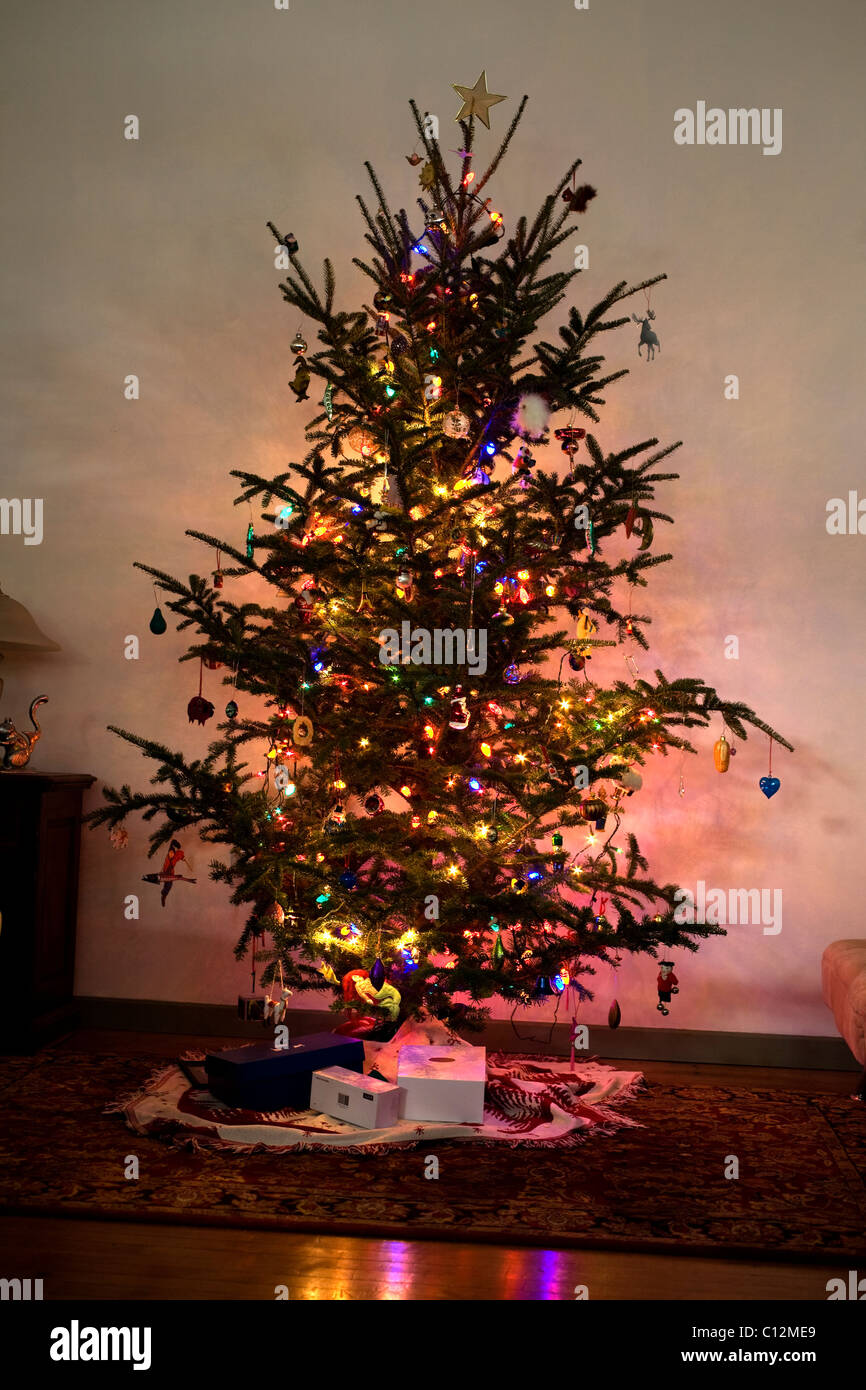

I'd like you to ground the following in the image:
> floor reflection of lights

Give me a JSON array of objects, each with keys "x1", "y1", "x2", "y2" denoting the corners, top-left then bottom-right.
[{"x1": 291, "y1": 1241, "x2": 584, "y2": 1301}]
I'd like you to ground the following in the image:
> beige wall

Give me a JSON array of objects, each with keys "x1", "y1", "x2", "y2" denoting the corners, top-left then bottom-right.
[{"x1": 1, "y1": 0, "x2": 863, "y2": 1036}]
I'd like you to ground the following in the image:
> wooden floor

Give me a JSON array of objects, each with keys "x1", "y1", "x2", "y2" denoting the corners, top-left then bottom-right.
[{"x1": 0, "y1": 1029, "x2": 861, "y2": 1301}]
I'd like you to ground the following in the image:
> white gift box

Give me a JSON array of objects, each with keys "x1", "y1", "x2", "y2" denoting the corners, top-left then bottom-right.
[
  {"x1": 309, "y1": 1066, "x2": 403, "y2": 1130},
  {"x1": 396, "y1": 1044, "x2": 487, "y2": 1123}
]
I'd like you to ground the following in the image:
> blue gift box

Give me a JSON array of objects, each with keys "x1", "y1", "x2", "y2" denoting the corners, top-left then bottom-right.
[{"x1": 205, "y1": 1032, "x2": 364, "y2": 1112}]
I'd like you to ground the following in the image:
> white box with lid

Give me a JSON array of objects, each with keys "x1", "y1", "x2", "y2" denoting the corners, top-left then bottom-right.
[{"x1": 396, "y1": 1044, "x2": 487, "y2": 1123}]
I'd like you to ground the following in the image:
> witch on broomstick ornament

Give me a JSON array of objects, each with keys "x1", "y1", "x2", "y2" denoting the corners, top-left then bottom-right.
[{"x1": 141, "y1": 839, "x2": 197, "y2": 907}]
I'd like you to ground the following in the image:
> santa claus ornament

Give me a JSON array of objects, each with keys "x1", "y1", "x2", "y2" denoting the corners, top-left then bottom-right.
[
  {"x1": 449, "y1": 686, "x2": 470, "y2": 731},
  {"x1": 294, "y1": 582, "x2": 318, "y2": 628},
  {"x1": 395, "y1": 568, "x2": 415, "y2": 602},
  {"x1": 657, "y1": 961, "x2": 679, "y2": 1016}
]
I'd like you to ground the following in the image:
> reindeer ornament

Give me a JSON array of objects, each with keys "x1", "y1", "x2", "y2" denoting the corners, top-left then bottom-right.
[{"x1": 632, "y1": 310, "x2": 660, "y2": 361}]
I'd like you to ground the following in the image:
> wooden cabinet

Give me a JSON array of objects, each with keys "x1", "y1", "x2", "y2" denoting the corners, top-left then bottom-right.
[{"x1": 0, "y1": 772, "x2": 94, "y2": 1051}]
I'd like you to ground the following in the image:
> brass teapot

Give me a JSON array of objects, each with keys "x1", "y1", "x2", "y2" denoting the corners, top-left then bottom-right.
[{"x1": 0, "y1": 695, "x2": 48, "y2": 770}]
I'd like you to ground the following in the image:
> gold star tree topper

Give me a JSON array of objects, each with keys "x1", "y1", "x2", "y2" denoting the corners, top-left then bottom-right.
[{"x1": 452, "y1": 71, "x2": 506, "y2": 130}]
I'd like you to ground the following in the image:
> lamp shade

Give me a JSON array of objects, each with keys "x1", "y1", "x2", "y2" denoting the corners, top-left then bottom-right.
[{"x1": 0, "y1": 586, "x2": 60, "y2": 652}]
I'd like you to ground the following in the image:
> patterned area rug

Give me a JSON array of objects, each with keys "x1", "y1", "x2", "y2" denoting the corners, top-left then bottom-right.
[{"x1": 1, "y1": 1046, "x2": 865, "y2": 1261}]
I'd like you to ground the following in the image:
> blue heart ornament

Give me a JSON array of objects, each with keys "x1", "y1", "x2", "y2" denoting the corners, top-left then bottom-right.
[{"x1": 759, "y1": 776, "x2": 780, "y2": 799}]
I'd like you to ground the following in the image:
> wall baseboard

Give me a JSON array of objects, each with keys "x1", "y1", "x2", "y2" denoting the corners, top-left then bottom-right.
[{"x1": 75, "y1": 996, "x2": 859, "y2": 1072}]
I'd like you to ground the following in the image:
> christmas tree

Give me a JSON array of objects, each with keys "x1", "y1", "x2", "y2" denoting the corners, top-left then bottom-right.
[{"x1": 91, "y1": 87, "x2": 791, "y2": 1034}]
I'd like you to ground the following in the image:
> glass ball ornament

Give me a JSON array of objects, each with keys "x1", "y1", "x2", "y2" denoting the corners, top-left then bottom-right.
[
  {"x1": 344, "y1": 426, "x2": 378, "y2": 458},
  {"x1": 224, "y1": 699, "x2": 239, "y2": 720},
  {"x1": 442, "y1": 409, "x2": 471, "y2": 440},
  {"x1": 364, "y1": 792, "x2": 384, "y2": 815}
]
